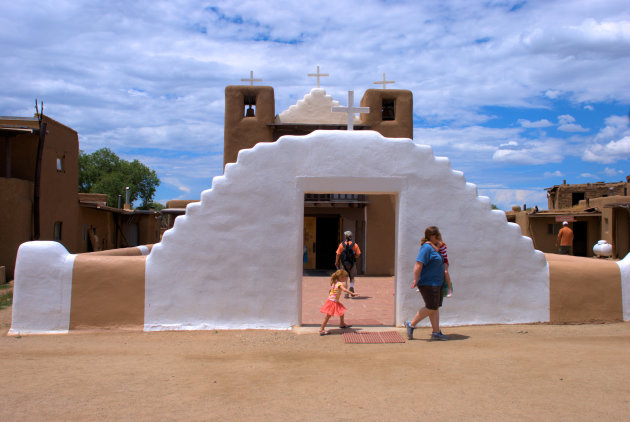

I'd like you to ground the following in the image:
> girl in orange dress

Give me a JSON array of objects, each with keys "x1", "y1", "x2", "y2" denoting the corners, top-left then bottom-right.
[{"x1": 319, "y1": 269, "x2": 359, "y2": 335}]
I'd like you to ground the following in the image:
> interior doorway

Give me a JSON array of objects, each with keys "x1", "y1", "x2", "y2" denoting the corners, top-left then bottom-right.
[{"x1": 301, "y1": 193, "x2": 397, "y2": 327}]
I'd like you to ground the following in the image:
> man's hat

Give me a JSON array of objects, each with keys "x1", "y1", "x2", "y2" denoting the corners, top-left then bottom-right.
[
  {"x1": 562, "y1": 221, "x2": 568, "y2": 225},
  {"x1": 344, "y1": 231, "x2": 352, "y2": 238}
]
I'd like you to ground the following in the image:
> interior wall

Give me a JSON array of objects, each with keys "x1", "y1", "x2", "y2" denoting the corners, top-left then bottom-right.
[{"x1": 365, "y1": 194, "x2": 396, "y2": 275}]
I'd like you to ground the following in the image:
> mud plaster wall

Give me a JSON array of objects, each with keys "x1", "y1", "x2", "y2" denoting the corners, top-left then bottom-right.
[
  {"x1": 0, "y1": 178, "x2": 32, "y2": 278},
  {"x1": 547, "y1": 253, "x2": 622, "y2": 323},
  {"x1": 70, "y1": 254, "x2": 145, "y2": 329},
  {"x1": 145, "y1": 130, "x2": 550, "y2": 331}
]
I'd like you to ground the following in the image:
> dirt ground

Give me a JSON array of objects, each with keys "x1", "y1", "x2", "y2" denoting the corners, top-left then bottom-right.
[{"x1": 1, "y1": 301, "x2": 629, "y2": 421}]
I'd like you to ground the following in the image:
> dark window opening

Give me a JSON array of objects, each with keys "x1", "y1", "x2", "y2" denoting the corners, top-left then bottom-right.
[
  {"x1": 382, "y1": 99, "x2": 395, "y2": 121},
  {"x1": 548, "y1": 223, "x2": 560, "y2": 235},
  {"x1": 56, "y1": 156, "x2": 64, "y2": 172},
  {"x1": 53, "y1": 221, "x2": 62, "y2": 241},
  {"x1": 244, "y1": 95, "x2": 256, "y2": 117},
  {"x1": 571, "y1": 192, "x2": 585, "y2": 206}
]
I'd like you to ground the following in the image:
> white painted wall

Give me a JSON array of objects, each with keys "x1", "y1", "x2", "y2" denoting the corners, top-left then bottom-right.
[
  {"x1": 618, "y1": 252, "x2": 630, "y2": 321},
  {"x1": 275, "y1": 88, "x2": 361, "y2": 125},
  {"x1": 145, "y1": 130, "x2": 550, "y2": 331},
  {"x1": 10, "y1": 241, "x2": 74, "y2": 335}
]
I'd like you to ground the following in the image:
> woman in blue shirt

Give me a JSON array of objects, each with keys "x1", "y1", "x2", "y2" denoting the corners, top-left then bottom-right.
[{"x1": 405, "y1": 226, "x2": 449, "y2": 341}]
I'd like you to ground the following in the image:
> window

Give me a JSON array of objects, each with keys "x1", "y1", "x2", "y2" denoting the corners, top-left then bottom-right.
[
  {"x1": 53, "y1": 221, "x2": 62, "y2": 241},
  {"x1": 547, "y1": 223, "x2": 560, "y2": 235},
  {"x1": 56, "y1": 157, "x2": 63, "y2": 172},
  {"x1": 381, "y1": 99, "x2": 395, "y2": 121},
  {"x1": 244, "y1": 95, "x2": 256, "y2": 117},
  {"x1": 605, "y1": 218, "x2": 609, "y2": 232},
  {"x1": 571, "y1": 192, "x2": 585, "y2": 206}
]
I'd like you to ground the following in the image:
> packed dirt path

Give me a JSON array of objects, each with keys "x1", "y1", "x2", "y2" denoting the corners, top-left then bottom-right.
[{"x1": 1, "y1": 303, "x2": 629, "y2": 421}]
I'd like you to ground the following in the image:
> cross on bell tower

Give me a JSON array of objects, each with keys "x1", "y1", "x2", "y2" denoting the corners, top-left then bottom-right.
[
  {"x1": 240, "y1": 70, "x2": 262, "y2": 86},
  {"x1": 307, "y1": 65, "x2": 329, "y2": 88},
  {"x1": 374, "y1": 73, "x2": 395, "y2": 89}
]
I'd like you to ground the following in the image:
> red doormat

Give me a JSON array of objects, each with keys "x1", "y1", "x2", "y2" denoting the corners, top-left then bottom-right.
[{"x1": 343, "y1": 331, "x2": 405, "y2": 344}]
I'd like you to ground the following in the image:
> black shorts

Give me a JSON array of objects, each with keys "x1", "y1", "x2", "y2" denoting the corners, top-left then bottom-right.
[{"x1": 418, "y1": 285, "x2": 444, "y2": 310}]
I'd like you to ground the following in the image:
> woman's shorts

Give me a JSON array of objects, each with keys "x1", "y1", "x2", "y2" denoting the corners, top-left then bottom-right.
[{"x1": 419, "y1": 285, "x2": 444, "y2": 310}]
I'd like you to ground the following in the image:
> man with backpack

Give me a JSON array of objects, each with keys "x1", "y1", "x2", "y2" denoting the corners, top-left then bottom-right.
[{"x1": 335, "y1": 231, "x2": 361, "y2": 298}]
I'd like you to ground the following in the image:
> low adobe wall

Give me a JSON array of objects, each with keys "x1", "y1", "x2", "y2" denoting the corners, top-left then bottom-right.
[
  {"x1": 547, "y1": 254, "x2": 623, "y2": 323},
  {"x1": 9, "y1": 132, "x2": 630, "y2": 334},
  {"x1": 9, "y1": 238, "x2": 630, "y2": 335},
  {"x1": 10, "y1": 242, "x2": 147, "y2": 334}
]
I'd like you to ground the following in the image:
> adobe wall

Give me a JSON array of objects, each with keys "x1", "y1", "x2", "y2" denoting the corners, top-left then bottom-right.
[
  {"x1": 547, "y1": 253, "x2": 623, "y2": 323},
  {"x1": 137, "y1": 214, "x2": 160, "y2": 246},
  {"x1": 69, "y1": 254, "x2": 145, "y2": 330},
  {"x1": 551, "y1": 183, "x2": 626, "y2": 209},
  {"x1": 0, "y1": 178, "x2": 33, "y2": 279},
  {"x1": 38, "y1": 116, "x2": 80, "y2": 253}
]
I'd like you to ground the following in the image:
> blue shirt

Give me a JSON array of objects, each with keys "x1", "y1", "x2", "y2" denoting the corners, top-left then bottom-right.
[{"x1": 416, "y1": 243, "x2": 444, "y2": 286}]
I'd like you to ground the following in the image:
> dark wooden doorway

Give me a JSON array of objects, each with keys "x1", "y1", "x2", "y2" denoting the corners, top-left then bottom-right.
[
  {"x1": 315, "y1": 216, "x2": 339, "y2": 270},
  {"x1": 573, "y1": 221, "x2": 588, "y2": 256}
]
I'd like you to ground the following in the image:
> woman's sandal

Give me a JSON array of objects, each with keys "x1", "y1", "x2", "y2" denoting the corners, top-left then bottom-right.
[
  {"x1": 319, "y1": 330, "x2": 330, "y2": 336},
  {"x1": 339, "y1": 325, "x2": 352, "y2": 329}
]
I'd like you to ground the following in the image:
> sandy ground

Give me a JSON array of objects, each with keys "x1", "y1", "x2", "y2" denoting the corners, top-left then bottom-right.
[{"x1": 1, "y1": 299, "x2": 629, "y2": 422}]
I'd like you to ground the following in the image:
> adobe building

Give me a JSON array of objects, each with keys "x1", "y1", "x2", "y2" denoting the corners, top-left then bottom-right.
[
  {"x1": 0, "y1": 114, "x2": 160, "y2": 281},
  {"x1": 1, "y1": 115, "x2": 79, "y2": 280},
  {"x1": 224, "y1": 84, "x2": 413, "y2": 275},
  {"x1": 507, "y1": 177, "x2": 630, "y2": 258}
]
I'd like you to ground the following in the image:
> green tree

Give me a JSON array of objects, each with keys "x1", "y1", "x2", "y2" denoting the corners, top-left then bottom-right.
[{"x1": 79, "y1": 148, "x2": 160, "y2": 209}]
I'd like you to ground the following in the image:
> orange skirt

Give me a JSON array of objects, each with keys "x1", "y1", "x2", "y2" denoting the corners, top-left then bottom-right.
[{"x1": 320, "y1": 300, "x2": 347, "y2": 317}]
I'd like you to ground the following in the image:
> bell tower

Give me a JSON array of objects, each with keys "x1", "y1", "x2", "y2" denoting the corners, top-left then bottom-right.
[
  {"x1": 223, "y1": 81, "x2": 275, "y2": 168},
  {"x1": 359, "y1": 89, "x2": 413, "y2": 139}
]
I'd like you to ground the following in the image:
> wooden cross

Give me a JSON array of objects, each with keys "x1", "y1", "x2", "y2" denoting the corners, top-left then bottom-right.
[
  {"x1": 332, "y1": 90, "x2": 370, "y2": 131},
  {"x1": 240, "y1": 70, "x2": 262, "y2": 86},
  {"x1": 307, "y1": 65, "x2": 329, "y2": 88},
  {"x1": 374, "y1": 73, "x2": 395, "y2": 89}
]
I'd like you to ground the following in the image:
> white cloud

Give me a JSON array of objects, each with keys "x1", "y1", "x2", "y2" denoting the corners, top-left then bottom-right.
[
  {"x1": 544, "y1": 90, "x2": 562, "y2": 99},
  {"x1": 492, "y1": 139, "x2": 565, "y2": 164},
  {"x1": 1, "y1": 0, "x2": 629, "y2": 203},
  {"x1": 557, "y1": 114, "x2": 588, "y2": 132},
  {"x1": 583, "y1": 137, "x2": 630, "y2": 163},
  {"x1": 544, "y1": 170, "x2": 564, "y2": 177},
  {"x1": 518, "y1": 118, "x2": 553, "y2": 128},
  {"x1": 479, "y1": 188, "x2": 548, "y2": 211},
  {"x1": 583, "y1": 115, "x2": 630, "y2": 163},
  {"x1": 584, "y1": 105, "x2": 594, "y2": 111},
  {"x1": 580, "y1": 173, "x2": 598, "y2": 179},
  {"x1": 603, "y1": 167, "x2": 622, "y2": 177},
  {"x1": 558, "y1": 123, "x2": 589, "y2": 132}
]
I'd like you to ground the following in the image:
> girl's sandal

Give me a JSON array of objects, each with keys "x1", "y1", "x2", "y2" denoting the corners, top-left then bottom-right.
[
  {"x1": 339, "y1": 325, "x2": 352, "y2": 329},
  {"x1": 319, "y1": 330, "x2": 330, "y2": 336}
]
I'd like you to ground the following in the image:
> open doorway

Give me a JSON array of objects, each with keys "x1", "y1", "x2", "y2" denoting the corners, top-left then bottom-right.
[{"x1": 301, "y1": 193, "x2": 396, "y2": 327}]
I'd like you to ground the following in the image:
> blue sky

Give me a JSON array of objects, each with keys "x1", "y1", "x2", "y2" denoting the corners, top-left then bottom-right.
[{"x1": 1, "y1": 0, "x2": 629, "y2": 210}]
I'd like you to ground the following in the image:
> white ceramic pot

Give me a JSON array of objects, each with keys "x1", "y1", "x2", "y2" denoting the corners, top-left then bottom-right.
[{"x1": 593, "y1": 240, "x2": 613, "y2": 258}]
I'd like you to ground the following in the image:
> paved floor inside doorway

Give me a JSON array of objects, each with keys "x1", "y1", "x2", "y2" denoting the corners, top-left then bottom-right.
[{"x1": 301, "y1": 276, "x2": 395, "y2": 326}]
